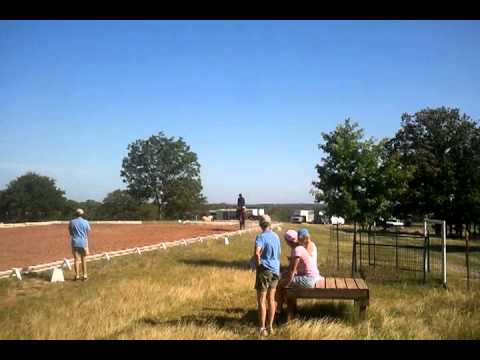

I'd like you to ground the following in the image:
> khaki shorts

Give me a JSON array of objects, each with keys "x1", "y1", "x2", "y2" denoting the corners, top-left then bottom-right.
[
  {"x1": 255, "y1": 266, "x2": 279, "y2": 291},
  {"x1": 72, "y1": 247, "x2": 87, "y2": 257}
]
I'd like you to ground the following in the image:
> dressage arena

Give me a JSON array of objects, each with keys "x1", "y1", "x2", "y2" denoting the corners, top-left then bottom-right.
[{"x1": 0, "y1": 222, "x2": 238, "y2": 272}]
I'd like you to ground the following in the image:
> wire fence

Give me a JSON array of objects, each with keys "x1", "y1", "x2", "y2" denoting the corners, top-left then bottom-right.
[{"x1": 327, "y1": 224, "x2": 480, "y2": 289}]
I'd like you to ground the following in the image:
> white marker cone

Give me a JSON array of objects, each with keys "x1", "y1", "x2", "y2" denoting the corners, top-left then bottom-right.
[{"x1": 50, "y1": 268, "x2": 64, "y2": 282}]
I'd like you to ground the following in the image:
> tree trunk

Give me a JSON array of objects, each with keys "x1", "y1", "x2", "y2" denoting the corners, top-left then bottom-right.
[{"x1": 154, "y1": 192, "x2": 161, "y2": 220}]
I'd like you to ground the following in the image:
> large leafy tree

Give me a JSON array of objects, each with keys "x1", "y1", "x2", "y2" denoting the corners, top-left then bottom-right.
[
  {"x1": 121, "y1": 132, "x2": 205, "y2": 220},
  {"x1": 99, "y1": 189, "x2": 142, "y2": 220},
  {"x1": 389, "y1": 107, "x2": 480, "y2": 235},
  {"x1": 313, "y1": 119, "x2": 375, "y2": 224},
  {"x1": 313, "y1": 119, "x2": 412, "y2": 228},
  {"x1": 0, "y1": 172, "x2": 67, "y2": 222}
]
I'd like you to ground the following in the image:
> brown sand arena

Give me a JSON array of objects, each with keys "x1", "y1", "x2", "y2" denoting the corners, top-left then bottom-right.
[{"x1": 0, "y1": 223, "x2": 237, "y2": 271}]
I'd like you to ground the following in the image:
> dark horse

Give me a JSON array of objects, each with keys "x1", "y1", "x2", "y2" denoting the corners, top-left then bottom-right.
[{"x1": 237, "y1": 207, "x2": 246, "y2": 230}]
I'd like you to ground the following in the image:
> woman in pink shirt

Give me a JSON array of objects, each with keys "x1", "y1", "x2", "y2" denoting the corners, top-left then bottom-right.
[{"x1": 275, "y1": 229, "x2": 321, "y2": 314}]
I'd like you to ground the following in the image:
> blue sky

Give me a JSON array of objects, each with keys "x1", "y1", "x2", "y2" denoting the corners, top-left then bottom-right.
[{"x1": 1, "y1": 20, "x2": 479, "y2": 203}]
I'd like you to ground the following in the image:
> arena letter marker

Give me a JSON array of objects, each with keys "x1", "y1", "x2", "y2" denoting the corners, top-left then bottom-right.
[
  {"x1": 62, "y1": 258, "x2": 72, "y2": 271},
  {"x1": 105, "y1": 252, "x2": 110, "y2": 261},
  {"x1": 162, "y1": 243, "x2": 167, "y2": 250},
  {"x1": 50, "y1": 268, "x2": 64, "y2": 282},
  {"x1": 136, "y1": 247, "x2": 142, "y2": 255},
  {"x1": 183, "y1": 240, "x2": 187, "y2": 246},
  {"x1": 224, "y1": 237, "x2": 229, "y2": 245},
  {"x1": 11, "y1": 268, "x2": 22, "y2": 281}
]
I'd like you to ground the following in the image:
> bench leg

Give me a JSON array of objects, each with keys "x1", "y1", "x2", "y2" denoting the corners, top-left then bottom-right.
[
  {"x1": 354, "y1": 299, "x2": 368, "y2": 320},
  {"x1": 286, "y1": 296, "x2": 297, "y2": 322}
]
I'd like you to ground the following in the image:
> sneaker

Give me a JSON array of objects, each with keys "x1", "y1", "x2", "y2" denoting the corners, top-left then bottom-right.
[
  {"x1": 82, "y1": 276, "x2": 88, "y2": 281},
  {"x1": 267, "y1": 327, "x2": 275, "y2": 336},
  {"x1": 74, "y1": 276, "x2": 80, "y2": 281},
  {"x1": 259, "y1": 327, "x2": 268, "y2": 337}
]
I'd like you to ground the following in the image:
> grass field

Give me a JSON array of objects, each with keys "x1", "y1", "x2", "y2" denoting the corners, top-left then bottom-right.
[{"x1": 0, "y1": 224, "x2": 479, "y2": 339}]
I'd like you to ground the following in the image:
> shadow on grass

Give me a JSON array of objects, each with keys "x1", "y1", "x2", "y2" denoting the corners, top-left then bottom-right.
[
  {"x1": 101, "y1": 303, "x2": 353, "y2": 339},
  {"x1": 22, "y1": 271, "x2": 52, "y2": 282},
  {"x1": 141, "y1": 302, "x2": 352, "y2": 329},
  {"x1": 294, "y1": 301, "x2": 353, "y2": 323},
  {"x1": 179, "y1": 259, "x2": 250, "y2": 270},
  {"x1": 138, "y1": 308, "x2": 259, "y2": 334}
]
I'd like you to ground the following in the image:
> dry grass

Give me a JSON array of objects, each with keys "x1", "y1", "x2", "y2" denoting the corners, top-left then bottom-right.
[{"x1": 0, "y1": 224, "x2": 479, "y2": 339}]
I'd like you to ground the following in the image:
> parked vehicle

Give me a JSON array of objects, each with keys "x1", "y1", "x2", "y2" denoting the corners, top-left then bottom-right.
[
  {"x1": 290, "y1": 210, "x2": 315, "y2": 224},
  {"x1": 386, "y1": 218, "x2": 404, "y2": 227}
]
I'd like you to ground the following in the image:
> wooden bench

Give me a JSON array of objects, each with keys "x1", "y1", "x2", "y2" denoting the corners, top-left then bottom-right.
[{"x1": 285, "y1": 277, "x2": 369, "y2": 321}]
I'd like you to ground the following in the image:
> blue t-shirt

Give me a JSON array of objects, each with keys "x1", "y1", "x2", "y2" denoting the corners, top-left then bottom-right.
[
  {"x1": 69, "y1": 217, "x2": 91, "y2": 248},
  {"x1": 255, "y1": 230, "x2": 281, "y2": 275}
]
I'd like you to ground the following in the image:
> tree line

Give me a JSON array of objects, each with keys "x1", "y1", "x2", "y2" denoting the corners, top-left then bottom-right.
[
  {"x1": 0, "y1": 132, "x2": 206, "y2": 222},
  {"x1": 2, "y1": 106, "x2": 479, "y2": 234},
  {"x1": 312, "y1": 107, "x2": 480, "y2": 237}
]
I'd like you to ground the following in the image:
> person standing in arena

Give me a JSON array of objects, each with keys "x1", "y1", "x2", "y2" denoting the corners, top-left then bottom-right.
[{"x1": 68, "y1": 208, "x2": 91, "y2": 281}]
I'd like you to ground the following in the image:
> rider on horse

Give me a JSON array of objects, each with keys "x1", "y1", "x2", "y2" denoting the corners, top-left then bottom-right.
[{"x1": 237, "y1": 193, "x2": 246, "y2": 230}]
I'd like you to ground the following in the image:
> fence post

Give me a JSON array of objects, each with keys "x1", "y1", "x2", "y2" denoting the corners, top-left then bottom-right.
[
  {"x1": 423, "y1": 230, "x2": 427, "y2": 284},
  {"x1": 351, "y1": 222, "x2": 357, "y2": 277},
  {"x1": 373, "y1": 223, "x2": 376, "y2": 268},
  {"x1": 395, "y1": 227, "x2": 399, "y2": 270},
  {"x1": 359, "y1": 229, "x2": 362, "y2": 272},
  {"x1": 442, "y1": 220, "x2": 447, "y2": 289},
  {"x1": 336, "y1": 223, "x2": 339, "y2": 270},
  {"x1": 466, "y1": 227, "x2": 470, "y2": 291}
]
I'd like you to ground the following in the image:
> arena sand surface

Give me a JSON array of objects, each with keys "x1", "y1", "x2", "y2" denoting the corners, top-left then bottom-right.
[{"x1": 0, "y1": 223, "x2": 237, "y2": 271}]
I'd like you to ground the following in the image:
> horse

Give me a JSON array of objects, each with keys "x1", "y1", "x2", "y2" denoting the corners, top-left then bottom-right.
[{"x1": 238, "y1": 206, "x2": 246, "y2": 230}]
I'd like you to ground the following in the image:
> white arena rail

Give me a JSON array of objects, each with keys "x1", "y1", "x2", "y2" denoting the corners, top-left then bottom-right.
[{"x1": 0, "y1": 223, "x2": 282, "y2": 281}]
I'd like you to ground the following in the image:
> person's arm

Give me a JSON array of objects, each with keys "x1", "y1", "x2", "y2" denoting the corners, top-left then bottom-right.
[
  {"x1": 253, "y1": 236, "x2": 263, "y2": 268},
  {"x1": 68, "y1": 221, "x2": 73, "y2": 236},
  {"x1": 285, "y1": 257, "x2": 300, "y2": 286},
  {"x1": 255, "y1": 246, "x2": 262, "y2": 268}
]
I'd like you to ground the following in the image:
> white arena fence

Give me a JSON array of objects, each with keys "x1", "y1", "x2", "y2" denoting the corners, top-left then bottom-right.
[
  {"x1": 0, "y1": 219, "x2": 248, "y2": 228},
  {"x1": 0, "y1": 221, "x2": 282, "y2": 281},
  {"x1": 0, "y1": 220, "x2": 143, "y2": 228}
]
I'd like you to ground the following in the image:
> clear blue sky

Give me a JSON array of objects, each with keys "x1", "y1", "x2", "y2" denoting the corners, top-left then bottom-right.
[{"x1": 1, "y1": 20, "x2": 479, "y2": 203}]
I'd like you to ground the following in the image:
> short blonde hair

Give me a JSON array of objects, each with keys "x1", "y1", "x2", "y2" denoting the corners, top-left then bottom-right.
[
  {"x1": 76, "y1": 208, "x2": 84, "y2": 216},
  {"x1": 259, "y1": 214, "x2": 272, "y2": 228}
]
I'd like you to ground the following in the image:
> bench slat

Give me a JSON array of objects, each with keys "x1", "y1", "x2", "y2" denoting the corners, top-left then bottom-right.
[
  {"x1": 355, "y1": 278, "x2": 368, "y2": 290},
  {"x1": 326, "y1": 277, "x2": 336, "y2": 289},
  {"x1": 315, "y1": 278, "x2": 325, "y2": 289},
  {"x1": 345, "y1": 278, "x2": 358, "y2": 290},
  {"x1": 335, "y1": 277, "x2": 347, "y2": 289}
]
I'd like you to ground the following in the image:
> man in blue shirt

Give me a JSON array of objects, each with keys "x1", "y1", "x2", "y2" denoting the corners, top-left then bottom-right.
[
  {"x1": 253, "y1": 214, "x2": 280, "y2": 336},
  {"x1": 69, "y1": 209, "x2": 91, "y2": 281}
]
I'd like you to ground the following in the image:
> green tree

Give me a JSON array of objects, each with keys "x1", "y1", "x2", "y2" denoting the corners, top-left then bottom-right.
[
  {"x1": 0, "y1": 172, "x2": 67, "y2": 222},
  {"x1": 312, "y1": 119, "x2": 372, "y2": 224},
  {"x1": 121, "y1": 132, "x2": 206, "y2": 220},
  {"x1": 312, "y1": 119, "x2": 413, "y2": 228},
  {"x1": 100, "y1": 189, "x2": 143, "y2": 220},
  {"x1": 389, "y1": 107, "x2": 480, "y2": 236}
]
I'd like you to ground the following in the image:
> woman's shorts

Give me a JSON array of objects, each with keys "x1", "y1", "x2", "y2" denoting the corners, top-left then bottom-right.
[
  {"x1": 255, "y1": 266, "x2": 279, "y2": 291},
  {"x1": 72, "y1": 247, "x2": 87, "y2": 257},
  {"x1": 290, "y1": 275, "x2": 316, "y2": 288}
]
